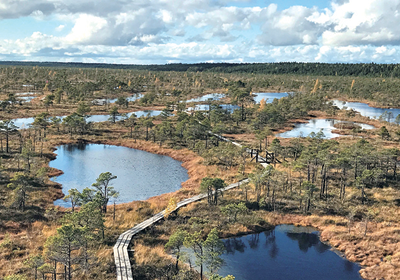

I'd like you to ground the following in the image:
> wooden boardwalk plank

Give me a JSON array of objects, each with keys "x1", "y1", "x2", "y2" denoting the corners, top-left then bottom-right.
[
  {"x1": 113, "y1": 178, "x2": 250, "y2": 280},
  {"x1": 113, "y1": 131, "x2": 266, "y2": 280}
]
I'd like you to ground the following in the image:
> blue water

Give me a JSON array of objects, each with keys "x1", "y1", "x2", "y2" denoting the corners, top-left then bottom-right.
[
  {"x1": 18, "y1": 96, "x2": 36, "y2": 102},
  {"x1": 277, "y1": 119, "x2": 374, "y2": 139},
  {"x1": 86, "y1": 110, "x2": 162, "y2": 123},
  {"x1": 186, "y1": 93, "x2": 226, "y2": 103},
  {"x1": 109, "y1": 93, "x2": 143, "y2": 103},
  {"x1": 187, "y1": 104, "x2": 240, "y2": 113},
  {"x1": 252, "y1": 92, "x2": 289, "y2": 104},
  {"x1": 13, "y1": 117, "x2": 35, "y2": 129},
  {"x1": 15, "y1": 92, "x2": 35, "y2": 96},
  {"x1": 332, "y1": 100, "x2": 400, "y2": 122},
  {"x1": 218, "y1": 225, "x2": 362, "y2": 280},
  {"x1": 185, "y1": 92, "x2": 289, "y2": 112},
  {"x1": 11, "y1": 110, "x2": 162, "y2": 129},
  {"x1": 50, "y1": 144, "x2": 189, "y2": 207}
]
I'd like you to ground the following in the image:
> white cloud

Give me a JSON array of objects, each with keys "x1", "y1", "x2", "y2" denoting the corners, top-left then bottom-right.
[
  {"x1": 0, "y1": 32, "x2": 59, "y2": 56},
  {"x1": 316, "y1": 0, "x2": 400, "y2": 46},
  {"x1": 1, "y1": 0, "x2": 400, "y2": 63},
  {"x1": 65, "y1": 14, "x2": 108, "y2": 45},
  {"x1": 185, "y1": 5, "x2": 274, "y2": 42},
  {"x1": 55, "y1": 24, "x2": 65, "y2": 31},
  {"x1": 257, "y1": 5, "x2": 322, "y2": 46},
  {"x1": 30, "y1": 10, "x2": 45, "y2": 20},
  {"x1": 157, "y1": 10, "x2": 173, "y2": 24}
]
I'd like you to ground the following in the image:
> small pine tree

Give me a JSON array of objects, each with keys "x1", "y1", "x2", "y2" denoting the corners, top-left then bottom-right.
[{"x1": 164, "y1": 197, "x2": 177, "y2": 218}]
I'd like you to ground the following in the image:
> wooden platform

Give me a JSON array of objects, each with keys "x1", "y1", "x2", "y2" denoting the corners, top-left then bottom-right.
[
  {"x1": 114, "y1": 131, "x2": 271, "y2": 279},
  {"x1": 113, "y1": 179, "x2": 249, "y2": 280}
]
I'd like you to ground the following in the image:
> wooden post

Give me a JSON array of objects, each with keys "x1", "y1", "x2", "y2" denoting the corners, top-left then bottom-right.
[{"x1": 54, "y1": 260, "x2": 57, "y2": 280}]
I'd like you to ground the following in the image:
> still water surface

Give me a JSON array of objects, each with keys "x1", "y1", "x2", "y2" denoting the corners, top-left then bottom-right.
[
  {"x1": 277, "y1": 119, "x2": 374, "y2": 139},
  {"x1": 185, "y1": 92, "x2": 288, "y2": 105},
  {"x1": 252, "y1": 92, "x2": 289, "y2": 103},
  {"x1": 332, "y1": 100, "x2": 400, "y2": 122},
  {"x1": 218, "y1": 225, "x2": 362, "y2": 280},
  {"x1": 186, "y1": 92, "x2": 288, "y2": 112},
  {"x1": 15, "y1": 92, "x2": 35, "y2": 96},
  {"x1": 109, "y1": 93, "x2": 143, "y2": 103},
  {"x1": 187, "y1": 104, "x2": 240, "y2": 112},
  {"x1": 50, "y1": 144, "x2": 188, "y2": 207},
  {"x1": 18, "y1": 96, "x2": 36, "y2": 102},
  {"x1": 186, "y1": 93, "x2": 226, "y2": 103},
  {"x1": 12, "y1": 110, "x2": 162, "y2": 129}
]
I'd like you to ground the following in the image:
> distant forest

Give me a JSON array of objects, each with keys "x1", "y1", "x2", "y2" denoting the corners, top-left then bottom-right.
[{"x1": 1, "y1": 61, "x2": 400, "y2": 77}]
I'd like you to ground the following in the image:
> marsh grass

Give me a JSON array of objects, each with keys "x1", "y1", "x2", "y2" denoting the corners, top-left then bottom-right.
[{"x1": 0, "y1": 104, "x2": 399, "y2": 279}]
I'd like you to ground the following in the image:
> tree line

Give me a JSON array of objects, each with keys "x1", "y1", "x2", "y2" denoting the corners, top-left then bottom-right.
[{"x1": 2, "y1": 61, "x2": 400, "y2": 78}]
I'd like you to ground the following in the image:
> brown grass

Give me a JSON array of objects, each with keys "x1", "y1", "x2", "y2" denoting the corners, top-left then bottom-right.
[
  {"x1": 1, "y1": 104, "x2": 400, "y2": 279},
  {"x1": 260, "y1": 212, "x2": 400, "y2": 280}
]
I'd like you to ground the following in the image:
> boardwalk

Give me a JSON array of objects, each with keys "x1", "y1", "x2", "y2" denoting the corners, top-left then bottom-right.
[
  {"x1": 113, "y1": 132, "x2": 270, "y2": 280},
  {"x1": 113, "y1": 179, "x2": 249, "y2": 280}
]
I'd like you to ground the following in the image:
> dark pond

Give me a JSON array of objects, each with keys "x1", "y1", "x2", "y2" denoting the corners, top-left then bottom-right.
[
  {"x1": 218, "y1": 225, "x2": 362, "y2": 280},
  {"x1": 11, "y1": 110, "x2": 162, "y2": 129},
  {"x1": 276, "y1": 119, "x2": 374, "y2": 139},
  {"x1": 49, "y1": 144, "x2": 189, "y2": 207},
  {"x1": 332, "y1": 100, "x2": 400, "y2": 122}
]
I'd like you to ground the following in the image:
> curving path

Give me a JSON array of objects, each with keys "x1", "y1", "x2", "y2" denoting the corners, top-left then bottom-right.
[
  {"x1": 113, "y1": 179, "x2": 249, "y2": 280},
  {"x1": 113, "y1": 132, "x2": 269, "y2": 280}
]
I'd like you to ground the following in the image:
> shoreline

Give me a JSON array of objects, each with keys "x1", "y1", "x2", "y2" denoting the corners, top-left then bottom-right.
[
  {"x1": 43, "y1": 138, "x2": 394, "y2": 280},
  {"x1": 332, "y1": 96, "x2": 400, "y2": 110},
  {"x1": 272, "y1": 111, "x2": 380, "y2": 139},
  {"x1": 262, "y1": 212, "x2": 400, "y2": 280},
  {"x1": 35, "y1": 117, "x2": 397, "y2": 280},
  {"x1": 217, "y1": 223, "x2": 364, "y2": 276},
  {"x1": 0, "y1": 105, "x2": 166, "y2": 121},
  {"x1": 45, "y1": 138, "x2": 207, "y2": 211}
]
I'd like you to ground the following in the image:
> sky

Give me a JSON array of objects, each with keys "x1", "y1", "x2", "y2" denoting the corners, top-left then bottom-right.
[{"x1": 0, "y1": 0, "x2": 400, "y2": 64}]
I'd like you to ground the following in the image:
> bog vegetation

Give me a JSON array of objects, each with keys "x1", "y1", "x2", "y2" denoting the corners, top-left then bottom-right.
[{"x1": 0, "y1": 63, "x2": 399, "y2": 279}]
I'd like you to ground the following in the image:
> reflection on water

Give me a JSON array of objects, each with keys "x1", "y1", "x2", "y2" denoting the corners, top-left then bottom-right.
[
  {"x1": 332, "y1": 100, "x2": 400, "y2": 122},
  {"x1": 218, "y1": 225, "x2": 361, "y2": 280},
  {"x1": 277, "y1": 119, "x2": 374, "y2": 139},
  {"x1": 109, "y1": 93, "x2": 143, "y2": 103},
  {"x1": 50, "y1": 144, "x2": 188, "y2": 207},
  {"x1": 11, "y1": 110, "x2": 162, "y2": 129},
  {"x1": 15, "y1": 92, "x2": 35, "y2": 96},
  {"x1": 18, "y1": 96, "x2": 36, "y2": 102},
  {"x1": 286, "y1": 231, "x2": 329, "y2": 254},
  {"x1": 252, "y1": 92, "x2": 289, "y2": 104},
  {"x1": 13, "y1": 117, "x2": 35, "y2": 129},
  {"x1": 186, "y1": 93, "x2": 225, "y2": 103},
  {"x1": 185, "y1": 92, "x2": 288, "y2": 105},
  {"x1": 224, "y1": 238, "x2": 246, "y2": 254},
  {"x1": 187, "y1": 104, "x2": 240, "y2": 112},
  {"x1": 86, "y1": 110, "x2": 162, "y2": 123}
]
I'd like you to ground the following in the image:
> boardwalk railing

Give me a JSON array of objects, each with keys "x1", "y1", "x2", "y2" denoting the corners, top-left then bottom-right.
[
  {"x1": 113, "y1": 179, "x2": 249, "y2": 280},
  {"x1": 114, "y1": 131, "x2": 270, "y2": 280}
]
